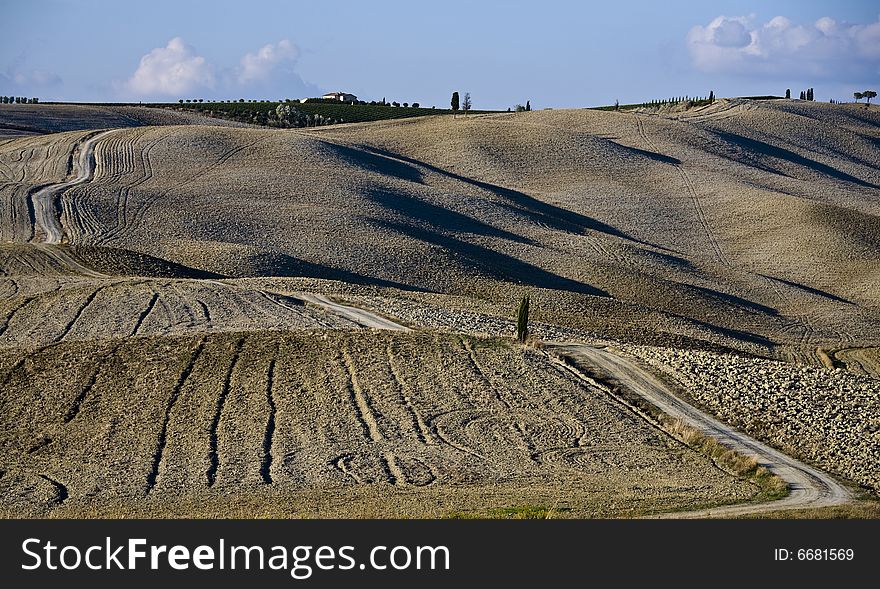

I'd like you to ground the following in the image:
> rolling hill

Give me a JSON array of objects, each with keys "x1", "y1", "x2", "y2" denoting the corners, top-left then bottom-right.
[{"x1": 0, "y1": 98, "x2": 877, "y2": 517}]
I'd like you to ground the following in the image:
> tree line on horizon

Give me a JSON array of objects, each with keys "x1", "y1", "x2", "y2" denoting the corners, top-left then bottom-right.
[
  {"x1": 1, "y1": 96, "x2": 39, "y2": 104},
  {"x1": 177, "y1": 97, "x2": 427, "y2": 108}
]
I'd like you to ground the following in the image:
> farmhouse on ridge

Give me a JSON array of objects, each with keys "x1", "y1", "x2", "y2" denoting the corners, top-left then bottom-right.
[{"x1": 322, "y1": 91, "x2": 358, "y2": 102}]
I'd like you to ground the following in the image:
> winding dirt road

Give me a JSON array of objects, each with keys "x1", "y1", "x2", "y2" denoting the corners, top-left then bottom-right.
[
  {"x1": 547, "y1": 343, "x2": 852, "y2": 518},
  {"x1": 30, "y1": 129, "x2": 114, "y2": 244},
  {"x1": 295, "y1": 293, "x2": 410, "y2": 330}
]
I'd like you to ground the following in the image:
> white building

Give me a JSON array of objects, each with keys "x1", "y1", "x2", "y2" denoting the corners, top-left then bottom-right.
[{"x1": 322, "y1": 91, "x2": 358, "y2": 102}]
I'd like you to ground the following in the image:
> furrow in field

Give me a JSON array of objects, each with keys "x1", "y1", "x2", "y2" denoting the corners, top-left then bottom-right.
[
  {"x1": 145, "y1": 337, "x2": 207, "y2": 494},
  {"x1": 130, "y1": 290, "x2": 160, "y2": 336},
  {"x1": 634, "y1": 114, "x2": 727, "y2": 265},
  {"x1": 0, "y1": 296, "x2": 36, "y2": 338},
  {"x1": 53, "y1": 284, "x2": 109, "y2": 343},
  {"x1": 260, "y1": 349, "x2": 279, "y2": 485},
  {"x1": 205, "y1": 337, "x2": 245, "y2": 487},
  {"x1": 115, "y1": 138, "x2": 266, "y2": 243},
  {"x1": 97, "y1": 136, "x2": 163, "y2": 244},
  {"x1": 386, "y1": 340, "x2": 432, "y2": 443},
  {"x1": 62, "y1": 343, "x2": 124, "y2": 423},
  {"x1": 340, "y1": 347, "x2": 383, "y2": 442},
  {"x1": 461, "y1": 337, "x2": 513, "y2": 410}
]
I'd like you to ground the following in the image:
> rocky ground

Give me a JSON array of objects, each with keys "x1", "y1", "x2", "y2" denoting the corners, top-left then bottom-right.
[{"x1": 631, "y1": 345, "x2": 879, "y2": 493}]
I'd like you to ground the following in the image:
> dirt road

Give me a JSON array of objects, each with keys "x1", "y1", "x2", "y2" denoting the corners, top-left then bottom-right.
[
  {"x1": 547, "y1": 343, "x2": 852, "y2": 518},
  {"x1": 30, "y1": 130, "x2": 114, "y2": 244},
  {"x1": 296, "y1": 293, "x2": 410, "y2": 330}
]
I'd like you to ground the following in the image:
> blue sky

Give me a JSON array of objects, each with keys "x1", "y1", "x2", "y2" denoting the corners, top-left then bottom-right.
[{"x1": 2, "y1": 0, "x2": 878, "y2": 108}]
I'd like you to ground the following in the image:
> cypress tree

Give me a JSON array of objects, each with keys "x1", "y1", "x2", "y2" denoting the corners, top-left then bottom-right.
[
  {"x1": 516, "y1": 295, "x2": 530, "y2": 343},
  {"x1": 451, "y1": 92, "x2": 459, "y2": 111}
]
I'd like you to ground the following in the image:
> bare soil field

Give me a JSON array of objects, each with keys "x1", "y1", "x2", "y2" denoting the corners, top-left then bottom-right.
[
  {"x1": 0, "y1": 99, "x2": 877, "y2": 517},
  {"x1": 0, "y1": 331, "x2": 756, "y2": 518}
]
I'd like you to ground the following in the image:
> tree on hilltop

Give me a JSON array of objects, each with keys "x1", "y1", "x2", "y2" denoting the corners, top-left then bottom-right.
[
  {"x1": 864, "y1": 90, "x2": 877, "y2": 106},
  {"x1": 462, "y1": 92, "x2": 471, "y2": 114}
]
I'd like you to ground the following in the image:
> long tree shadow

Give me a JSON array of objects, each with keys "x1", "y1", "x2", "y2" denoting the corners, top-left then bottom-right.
[
  {"x1": 366, "y1": 185, "x2": 533, "y2": 245},
  {"x1": 244, "y1": 249, "x2": 425, "y2": 291},
  {"x1": 607, "y1": 140, "x2": 682, "y2": 165},
  {"x1": 687, "y1": 316, "x2": 776, "y2": 348},
  {"x1": 688, "y1": 284, "x2": 779, "y2": 316},
  {"x1": 757, "y1": 273, "x2": 854, "y2": 305},
  {"x1": 712, "y1": 131, "x2": 879, "y2": 189},
  {"x1": 318, "y1": 140, "x2": 425, "y2": 184},
  {"x1": 355, "y1": 144, "x2": 658, "y2": 245},
  {"x1": 373, "y1": 219, "x2": 608, "y2": 297}
]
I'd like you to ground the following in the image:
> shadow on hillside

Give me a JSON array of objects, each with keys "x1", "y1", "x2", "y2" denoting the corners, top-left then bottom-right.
[
  {"x1": 688, "y1": 284, "x2": 779, "y2": 316},
  {"x1": 374, "y1": 219, "x2": 608, "y2": 297},
  {"x1": 318, "y1": 141, "x2": 425, "y2": 184},
  {"x1": 713, "y1": 131, "x2": 879, "y2": 189},
  {"x1": 689, "y1": 316, "x2": 777, "y2": 348},
  {"x1": 366, "y1": 186, "x2": 533, "y2": 244},
  {"x1": 607, "y1": 141, "x2": 681, "y2": 165},
  {"x1": 69, "y1": 246, "x2": 225, "y2": 279},
  {"x1": 757, "y1": 273, "x2": 854, "y2": 305},
  {"x1": 354, "y1": 145, "x2": 661, "y2": 247},
  {"x1": 245, "y1": 250, "x2": 424, "y2": 291}
]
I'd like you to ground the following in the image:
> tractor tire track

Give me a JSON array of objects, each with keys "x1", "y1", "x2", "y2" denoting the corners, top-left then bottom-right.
[
  {"x1": 130, "y1": 290, "x2": 160, "y2": 336},
  {"x1": 206, "y1": 337, "x2": 245, "y2": 487},
  {"x1": 260, "y1": 346, "x2": 279, "y2": 485},
  {"x1": 426, "y1": 410, "x2": 486, "y2": 460},
  {"x1": 634, "y1": 114, "x2": 727, "y2": 265},
  {"x1": 54, "y1": 284, "x2": 110, "y2": 343},
  {"x1": 461, "y1": 337, "x2": 513, "y2": 410},
  {"x1": 121, "y1": 138, "x2": 267, "y2": 243},
  {"x1": 381, "y1": 451, "x2": 403, "y2": 485},
  {"x1": 341, "y1": 348, "x2": 383, "y2": 441},
  {"x1": 98, "y1": 135, "x2": 163, "y2": 244},
  {"x1": 62, "y1": 342, "x2": 124, "y2": 423},
  {"x1": 386, "y1": 341, "x2": 432, "y2": 444},
  {"x1": 331, "y1": 453, "x2": 366, "y2": 484},
  {"x1": 145, "y1": 337, "x2": 206, "y2": 495},
  {"x1": 0, "y1": 296, "x2": 36, "y2": 338},
  {"x1": 29, "y1": 130, "x2": 114, "y2": 245}
]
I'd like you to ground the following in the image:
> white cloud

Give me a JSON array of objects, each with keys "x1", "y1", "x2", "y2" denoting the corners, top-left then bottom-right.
[
  {"x1": 237, "y1": 39, "x2": 299, "y2": 85},
  {"x1": 687, "y1": 15, "x2": 880, "y2": 78},
  {"x1": 121, "y1": 38, "x2": 319, "y2": 100},
  {"x1": 126, "y1": 37, "x2": 215, "y2": 97}
]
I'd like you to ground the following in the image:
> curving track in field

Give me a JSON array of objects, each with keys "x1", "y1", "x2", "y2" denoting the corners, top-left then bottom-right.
[
  {"x1": 29, "y1": 130, "x2": 115, "y2": 245},
  {"x1": 547, "y1": 343, "x2": 852, "y2": 518}
]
